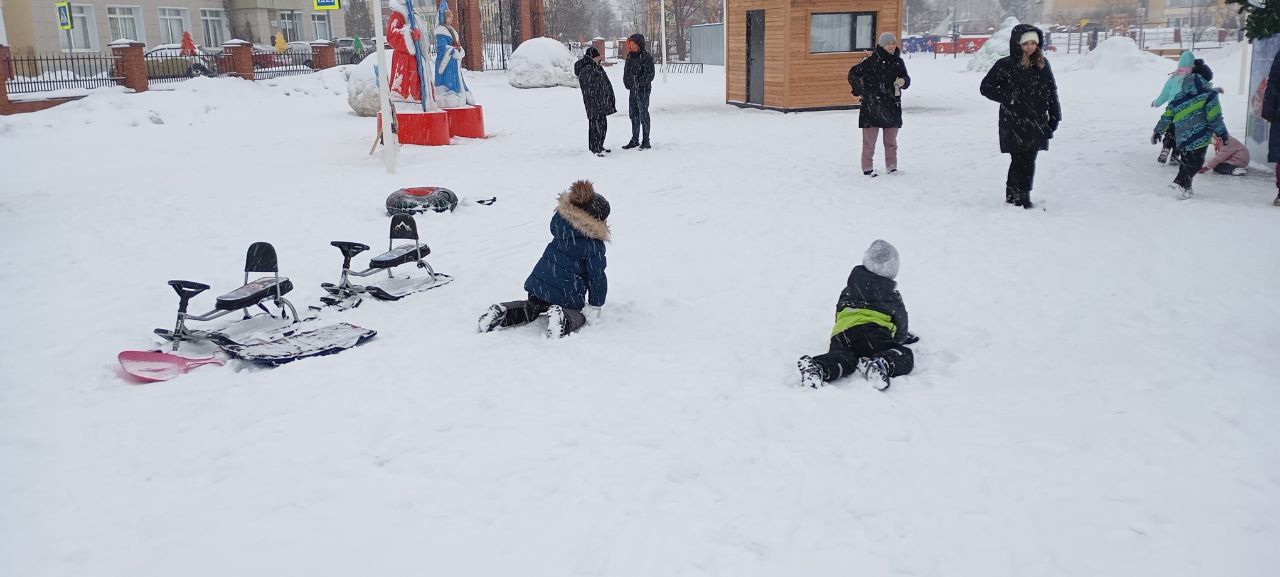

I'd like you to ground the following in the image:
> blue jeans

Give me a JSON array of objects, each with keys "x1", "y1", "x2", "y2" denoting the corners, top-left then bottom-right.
[{"x1": 629, "y1": 86, "x2": 651, "y2": 142}]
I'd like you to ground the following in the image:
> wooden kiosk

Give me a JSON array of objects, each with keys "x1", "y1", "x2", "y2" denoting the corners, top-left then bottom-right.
[{"x1": 726, "y1": 0, "x2": 903, "y2": 111}]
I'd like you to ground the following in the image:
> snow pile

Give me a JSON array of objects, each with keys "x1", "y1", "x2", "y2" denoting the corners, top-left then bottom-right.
[
  {"x1": 1062, "y1": 36, "x2": 1173, "y2": 74},
  {"x1": 508, "y1": 37, "x2": 578, "y2": 89},
  {"x1": 346, "y1": 53, "x2": 380, "y2": 116},
  {"x1": 966, "y1": 17, "x2": 1020, "y2": 72}
]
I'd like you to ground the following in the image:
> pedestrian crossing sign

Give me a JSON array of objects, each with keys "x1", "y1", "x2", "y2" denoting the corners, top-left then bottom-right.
[
  {"x1": 313, "y1": 0, "x2": 340, "y2": 10},
  {"x1": 56, "y1": 2, "x2": 73, "y2": 30}
]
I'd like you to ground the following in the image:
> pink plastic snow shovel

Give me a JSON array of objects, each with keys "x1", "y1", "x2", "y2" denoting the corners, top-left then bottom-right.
[{"x1": 118, "y1": 351, "x2": 225, "y2": 383}]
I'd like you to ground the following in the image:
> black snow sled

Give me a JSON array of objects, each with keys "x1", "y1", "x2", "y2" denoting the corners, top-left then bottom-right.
[
  {"x1": 153, "y1": 242, "x2": 376, "y2": 364},
  {"x1": 317, "y1": 213, "x2": 453, "y2": 310}
]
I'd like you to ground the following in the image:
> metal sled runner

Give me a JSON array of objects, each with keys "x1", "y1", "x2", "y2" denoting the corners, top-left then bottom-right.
[
  {"x1": 319, "y1": 214, "x2": 453, "y2": 309},
  {"x1": 153, "y1": 242, "x2": 375, "y2": 365}
]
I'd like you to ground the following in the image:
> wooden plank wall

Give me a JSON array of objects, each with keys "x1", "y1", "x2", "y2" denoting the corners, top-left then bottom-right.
[
  {"x1": 787, "y1": 0, "x2": 902, "y2": 109},
  {"x1": 725, "y1": 0, "x2": 790, "y2": 108}
]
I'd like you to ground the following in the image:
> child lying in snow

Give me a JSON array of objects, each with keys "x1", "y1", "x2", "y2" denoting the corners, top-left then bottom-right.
[
  {"x1": 478, "y1": 180, "x2": 609, "y2": 338},
  {"x1": 798, "y1": 240, "x2": 918, "y2": 390},
  {"x1": 1198, "y1": 135, "x2": 1250, "y2": 176}
]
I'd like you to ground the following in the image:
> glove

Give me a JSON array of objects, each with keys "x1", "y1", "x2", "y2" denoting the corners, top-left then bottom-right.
[
  {"x1": 1220, "y1": 133, "x2": 1231, "y2": 144},
  {"x1": 897, "y1": 332, "x2": 920, "y2": 345},
  {"x1": 1198, "y1": 166, "x2": 1210, "y2": 174},
  {"x1": 411, "y1": 29, "x2": 421, "y2": 41},
  {"x1": 1151, "y1": 132, "x2": 1161, "y2": 145},
  {"x1": 893, "y1": 77, "x2": 905, "y2": 88}
]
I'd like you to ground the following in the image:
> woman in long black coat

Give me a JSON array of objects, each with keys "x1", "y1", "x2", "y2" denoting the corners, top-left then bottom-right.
[
  {"x1": 574, "y1": 47, "x2": 617, "y2": 156},
  {"x1": 1261, "y1": 52, "x2": 1280, "y2": 206},
  {"x1": 979, "y1": 24, "x2": 1061, "y2": 209},
  {"x1": 848, "y1": 32, "x2": 911, "y2": 176}
]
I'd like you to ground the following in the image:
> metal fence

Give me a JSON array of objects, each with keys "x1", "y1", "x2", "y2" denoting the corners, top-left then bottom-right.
[
  {"x1": 143, "y1": 51, "x2": 232, "y2": 85},
  {"x1": 662, "y1": 62, "x2": 704, "y2": 73},
  {"x1": 337, "y1": 47, "x2": 375, "y2": 66},
  {"x1": 4, "y1": 51, "x2": 123, "y2": 94},
  {"x1": 479, "y1": 0, "x2": 514, "y2": 70}
]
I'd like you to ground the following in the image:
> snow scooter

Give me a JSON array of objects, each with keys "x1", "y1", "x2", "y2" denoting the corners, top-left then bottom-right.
[
  {"x1": 150, "y1": 242, "x2": 376, "y2": 366},
  {"x1": 318, "y1": 213, "x2": 453, "y2": 309}
]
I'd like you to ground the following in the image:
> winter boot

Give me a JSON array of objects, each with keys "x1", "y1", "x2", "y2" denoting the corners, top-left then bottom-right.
[
  {"x1": 478, "y1": 304, "x2": 508, "y2": 333},
  {"x1": 1020, "y1": 190, "x2": 1035, "y2": 209},
  {"x1": 1169, "y1": 182, "x2": 1193, "y2": 200},
  {"x1": 797, "y1": 355, "x2": 826, "y2": 388},
  {"x1": 858, "y1": 357, "x2": 892, "y2": 391},
  {"x1": 547, "y1": 305, "x2": 588, "y2": 339},
  {"x1": 1005, "y1": 186, "x2": 1016, "y2": 204},
  {"x1": 479, "y1": 301, "x2": 541, "y2": 332},
  {"x1": 1273, "y1": 190, "x2": 1280, "y2": 206},
  {"x1": 1157, "y1": 146, "x2": 1172, "y2": 164},
  {"x1": 1231, "y1": 167, "x2": 1248, "y2": 176},
  {"x1": 622, "y1": 140, "x2": 639, "y2": 149},
  {"x1": 639, "y1": 140, "x2": 651, "y2": 150}
]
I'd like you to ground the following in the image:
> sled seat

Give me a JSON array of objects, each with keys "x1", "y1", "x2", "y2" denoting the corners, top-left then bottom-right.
[
  {"x1": 369, "y1": 243, "x2": 431, "y2": 269},
  {"x1": 216, "y1": 277, "x2": 294, "y2": 310}
]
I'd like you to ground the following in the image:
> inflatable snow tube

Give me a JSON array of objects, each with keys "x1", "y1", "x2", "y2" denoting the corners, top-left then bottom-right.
[{"x1": 386, "y1": 187, "x2": 460, "y2": 215}]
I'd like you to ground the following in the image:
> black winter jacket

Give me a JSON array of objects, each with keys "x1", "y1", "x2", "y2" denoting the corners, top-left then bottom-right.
[
  {"x1": 848, "y1": 45, "x2": 911, "y2": 128},
  {"x1": 1263, "y1": 54, "x2": 1280, "y2": 163},
  {"x1": 623, "y1": 34, "x2": 655, "y2": 91},
  {"x1": 834, "y1": 265, "x2": 910, "y2": 341},
  {"x1": 575, "y1": 55, "x2": 616, "y2": 117},
  {"x1": 979, "y1": 24, "x2": 1062, "y2": 153}
]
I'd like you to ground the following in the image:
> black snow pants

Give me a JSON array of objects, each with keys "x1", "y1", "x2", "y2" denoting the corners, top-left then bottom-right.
[
  {"x1": 629, "y1": 86, "x2": 651, "y2": 143},
  {"x1": 497, "y1": 294, "x2": 587, "y2": 334},
  {"x1": 1175, "y1": 147, "x2": 1208, "y2": 190},
  {"x1": 810, "y1": 326, "x2": 914, "y2": 383},
  {"x1": 1006, "y1": 150, "x2": 1039, "y2": 201},
  {"x1": 587, "y1": 114, "x2": 608, "y2": 153}
]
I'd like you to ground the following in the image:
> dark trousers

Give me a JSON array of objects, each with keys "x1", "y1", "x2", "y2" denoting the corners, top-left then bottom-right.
[
  {"x1": 1006, "y1": 150, "x2": 1038, "y2": 195},
  {"x1": 629, "y1": 86, "x2": 651, "y2": 143},
  {"x1": 498, "y1": 294, "x2": 587, "y2": 334},
  {"x1": 810, "y1": 327, "x2": 914, "y2": 382},
  {"x1": 1212, "y1": 163, "x2": 1243, "y2": 175},
  {"x1": 587, "y1": 114, "x2": 608, "y2": 153},
  {"x1": 1175, "y1": 147, "x2": 1208, "y2": 189}
]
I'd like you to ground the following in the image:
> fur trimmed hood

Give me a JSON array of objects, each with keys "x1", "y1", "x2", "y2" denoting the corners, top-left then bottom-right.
[{"x1": 556, "y1": 192, "x2": 610, "y2": 241}]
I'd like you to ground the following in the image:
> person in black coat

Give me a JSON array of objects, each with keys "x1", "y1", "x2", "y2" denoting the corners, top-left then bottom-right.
[
  {"x1": 848, "y1": 32, "x2": 910, "y2": 176},
  {"x1": 1262, "y1": 51, "x2": 1280, "y2": 206},
  {"x1": 980, "y1": 24, "x2": 1061, "y2": 209},
  {"x1": 621, "y1": 33, "x2": 656, "y2": 150},
  {"x1": 575, "y1": 47, "x2": 616, "y2": 156},
  {"x1": 478, "y1": 180, "x2": 610, "y2": 338},
  {"x1": 798, "y1": 240, "x2": 918, "y2": 390}
]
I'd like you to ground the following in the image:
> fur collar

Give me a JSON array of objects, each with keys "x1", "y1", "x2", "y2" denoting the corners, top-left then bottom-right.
[{"x1": 556, "y1": 193, "x2": 610, "y2": 241}]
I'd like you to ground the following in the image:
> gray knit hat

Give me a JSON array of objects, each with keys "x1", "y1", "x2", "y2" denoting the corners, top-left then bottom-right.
[
  {"x1": 863, "y1": 239, "x2": 900, "y2": 280},
  {"x1": 878, "y1": 32, "x2": 897, "y2": 47}
]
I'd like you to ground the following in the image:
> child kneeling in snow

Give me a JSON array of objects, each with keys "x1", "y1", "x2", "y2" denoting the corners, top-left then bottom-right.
[
  {"x1": 1198, "y1": 135, "x2": 1250, "y2": 176},
  {"x1": 798, "y1": 240, "x2": 917, "y2": 389},
  {"x1": 478, "y1": 180, "x2": 609, "y2": 338}
]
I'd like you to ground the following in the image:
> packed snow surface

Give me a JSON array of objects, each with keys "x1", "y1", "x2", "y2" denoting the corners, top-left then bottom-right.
[
  {"x1": 346, "y1": 53, "x2": 381, "y2": 117},
  {"x1": 1062, "y1": 36, "x2": 1174, "y2": 74},
  {"x1": 508, "y1": 36, "x2": 579, "y2": 89},
  {"x1": 1, "y1": 48, "x2": 1278, "y2": 577}
]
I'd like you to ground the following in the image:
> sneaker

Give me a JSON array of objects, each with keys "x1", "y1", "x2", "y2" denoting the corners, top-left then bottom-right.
[
  {"x1": 547, "y1": 305, "x2": 568, "y2": 339},
  {"x1": 1231, "y1": 167, "x2": 1248, "y2": 176},
  {"x1": 478, "y1": 304, "x2": 507, "y2": 333},
  {"x1": 639, "y1": 141, "x2": 651, "y2": 150},
  {"x1": 887, "y1": 168, "x2": 900, "y2": 175},
  {"x1": 858, "y1": 357, "x2": 892, "y2": 391},
  {"x1": 601, "y1": 148, "x2": 612, "y2": 154},
  {"x1": 863, "y1": 170, "x2": 879, "y2": 178},
  {"x1": 594, "y1": 152, "x2": 606, "y2": 157},
  {"x1": 797, "y1": 355, "x2": 825, "y2": 388},
  {"x1": 1168, "y1": 182, "x2": 1191, "y2": 199},
  {"x1": 621, "y1": 141, "x2": 639, "y2": 150}
]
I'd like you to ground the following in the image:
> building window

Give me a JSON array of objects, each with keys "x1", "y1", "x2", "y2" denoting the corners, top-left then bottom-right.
[
  {"x1": 158, "y1": 7, "x2": 190, "y2": 45},
  {"x1": 809, "y1": 12, "x2": 877, "y2": 53},
  {"x1": 280, "y1": 12, "x2": 300, "y2": 42},
  {"x1": 312, "y1": 13, "x2": 331, "y2": 40},
  {"x1": 57, "y1": 5, "x2": 97, "y2": 52},
  {"x1": 107, "y1": 6, "x2": 143, "y2": 43},
  {"x1": 201, "y1": 9, "x2": 229, "y2": 47}
]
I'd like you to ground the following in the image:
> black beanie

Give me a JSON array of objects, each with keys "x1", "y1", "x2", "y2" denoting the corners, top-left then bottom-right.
[
  {"x1": 583, "y1": 194, "x2": 610, "y2": 222},
  {"x1": 585, "y1": 46, "x2": 600, "y2": 58}
]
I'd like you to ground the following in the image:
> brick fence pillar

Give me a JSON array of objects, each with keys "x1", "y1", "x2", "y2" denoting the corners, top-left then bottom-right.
[
  {"x1": 0, "y1": 45, "x2": 11, "y2": 107},
  {"x1": 530, "y1": 0, "x2": 546, "y2": 39},
  {"x1": 459, "y1": 0, "x2": 483, "y2": 71},
  {"x1": 222, "y1": 39, "x2": 254, "y2": 81},
  {"x1": 519, "y1": 0, "x2": 533, "y2": 43},
  {"x1": 109, "y1": 40, "x2": 148, "y2": 93},
  {"x1": 310, "y1": 40, "x2": 336, "y2": 70}
]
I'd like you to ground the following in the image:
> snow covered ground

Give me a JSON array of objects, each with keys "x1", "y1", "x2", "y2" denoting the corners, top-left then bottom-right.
[{"x1": 1, "y1": 46, "x2": 1278, "y2": 577}]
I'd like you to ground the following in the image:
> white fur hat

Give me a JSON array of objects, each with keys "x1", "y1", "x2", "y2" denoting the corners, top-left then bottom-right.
[
  {"x1": 1019, "y1": 31, "x2": 1039, "y2": 45},
  {"x1": 863, "y1": 239, "x2": 900, "y2": 280}
]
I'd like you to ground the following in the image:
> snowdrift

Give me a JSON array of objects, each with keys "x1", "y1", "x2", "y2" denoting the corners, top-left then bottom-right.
[
  {"x1": 1062, "y1": 36, "x2": 1172, "y2": 74},
  {"x1": 966, "y1": 17, "x2": 1020, "y2": 72},
  {"x1": 508, "y1": 37, "x2": 578, "y2": 89},
  {"x1": 346, "y1": 53, "x2": 380, "y2": 117}
]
